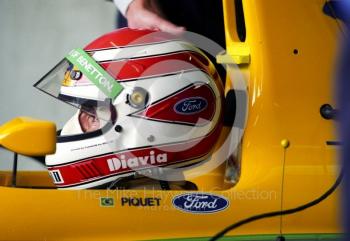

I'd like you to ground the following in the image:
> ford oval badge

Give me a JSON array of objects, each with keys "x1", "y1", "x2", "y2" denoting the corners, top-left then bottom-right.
[
  {"x1": 174, "y1": 97, "x2": 208, "y2": 115},
  {"x1": 172, "y1": 193, "x2": 229, "y2": 214}
]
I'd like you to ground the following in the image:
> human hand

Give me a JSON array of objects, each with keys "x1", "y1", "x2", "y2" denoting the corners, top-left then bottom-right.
[{"x1": 126, "y1": 0, "x2": 185, "y2": 35}]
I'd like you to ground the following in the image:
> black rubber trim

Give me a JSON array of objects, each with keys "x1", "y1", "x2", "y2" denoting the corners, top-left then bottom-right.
[
  {"x1": 223, "y1": 90, "x2": 236, "y2": 127},
  {"x1": 326, "y1": 141, "x2": 342, "y2": 146},
  {"x1": 235, "y1": 0, "x2": 246, "y2": 42}
]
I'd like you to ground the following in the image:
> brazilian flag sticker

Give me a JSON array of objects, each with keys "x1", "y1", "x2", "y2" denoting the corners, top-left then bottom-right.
[{"x1": 100, "y1": 197, "x2": 115, "y2": 207}]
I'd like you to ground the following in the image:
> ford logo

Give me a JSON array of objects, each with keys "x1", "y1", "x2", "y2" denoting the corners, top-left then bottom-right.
[
  {"x1": 174, "y1": 97, "x2": 208, "y2": 115},
  {"x1": 172, "y1": 193, "x2": 229, "y2": 214}
]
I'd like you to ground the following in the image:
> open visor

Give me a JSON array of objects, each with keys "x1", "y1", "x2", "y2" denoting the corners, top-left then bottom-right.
[{"x1": 34, "y1": 48, "x2": 124, "y2": 123}]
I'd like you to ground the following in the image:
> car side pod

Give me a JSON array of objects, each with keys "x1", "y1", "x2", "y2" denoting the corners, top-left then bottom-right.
[{"x1": 0, "y1": 117, "x2": 56, "y2": 156}]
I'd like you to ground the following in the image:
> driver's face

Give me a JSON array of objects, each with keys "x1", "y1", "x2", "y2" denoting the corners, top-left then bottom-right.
[
  {"x1": 78, "y1": 104, "x2": 113, "y2": 133},
  {"x1": 78, "y1": 108, "x2": 101, "y2": 133}
]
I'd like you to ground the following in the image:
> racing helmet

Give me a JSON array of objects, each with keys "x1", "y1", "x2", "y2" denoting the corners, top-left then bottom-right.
[{"x1": 35, "y1": 28, "x2": 224, "y2": 189}]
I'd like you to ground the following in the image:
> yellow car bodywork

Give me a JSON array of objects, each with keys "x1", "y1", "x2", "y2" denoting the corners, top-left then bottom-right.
[{"x1": 0, "y1": 0, "x2": 342, "y2": 240}]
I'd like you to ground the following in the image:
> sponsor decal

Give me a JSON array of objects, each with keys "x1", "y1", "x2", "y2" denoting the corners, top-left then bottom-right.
[
  {"x1": 100, "y1": 197, "x2": 115, "y2": 207},
  {"x1": 107, "y1": 151, "x2": 168, "y2": 172},
  {"x1": 47, "y1": 127, "x2": 221, "y2": 188},
  {"x1": 174, "y1": 97, "x2": 208, "y2": 115},
  {"x1": 129, "y1": 84, "x2": 215, "y2": 126},
  {"x1": 172, "y1": 193, "x2": 229, "y2": 214},
  {"x1": 121, "y1": 197, "x2": 161, "y2": 207},
  {"x1": 66, "y1": 48, "x2": 123, "y2": 99},
  {"x1": 48, "y1": 170, "x2": 64, "y2": 184}
]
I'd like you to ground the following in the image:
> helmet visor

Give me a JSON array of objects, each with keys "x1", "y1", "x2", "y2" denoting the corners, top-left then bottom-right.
[{"x1": 34, "y1": 48, "x2": 124, "y2": 122}]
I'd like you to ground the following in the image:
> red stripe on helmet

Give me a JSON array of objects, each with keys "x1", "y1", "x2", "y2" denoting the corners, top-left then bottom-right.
[
  {"x1": 130, "y1": 84, "x2": 216, "y2": 126},
  {"x1": 99, "y1": 51, "x2": 211, "y2": 82},
  {"x1": 48, "y1": 124, "x2": 222, "y2": 188},
  {"x1": 84, "y1": 28, "x2": 178, "y2": 52}
]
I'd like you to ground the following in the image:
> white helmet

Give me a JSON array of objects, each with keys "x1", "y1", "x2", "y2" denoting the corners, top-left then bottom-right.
[{"x1": 35, "y1": 28, "x2": 224, "y2": 189}]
